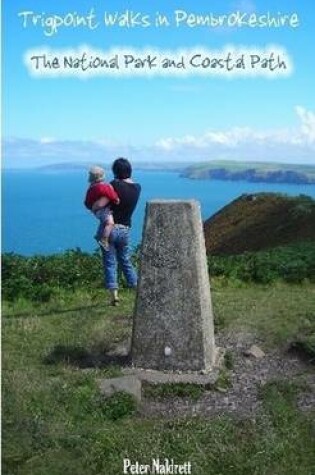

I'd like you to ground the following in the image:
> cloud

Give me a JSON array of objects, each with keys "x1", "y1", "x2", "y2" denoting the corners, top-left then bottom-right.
[
  {"x1": 3, "y1": 108, "x2": 315, "y2": 168},
  {"x1": 295, "y1": 106, "x2": 315, "y2": 144},
  {"x1": 2, "y1": 137, "x2": 149, "y2": 169},
  {"x1": 154, "y1": 107, "x2": 315, "y2": 163},
  {"x1": 40, "y1": 137, "x2": 56, "y2": 144}
]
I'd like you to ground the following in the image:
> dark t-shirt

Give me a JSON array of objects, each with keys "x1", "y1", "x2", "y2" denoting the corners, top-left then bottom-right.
[{"x1": 110, "y1": 179, "x2": 141, "y2": 227}]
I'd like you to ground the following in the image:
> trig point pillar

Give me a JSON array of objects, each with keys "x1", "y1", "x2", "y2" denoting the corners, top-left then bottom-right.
[{"x1": 132, "y1": 200, "x2": 216, "y2": 372}]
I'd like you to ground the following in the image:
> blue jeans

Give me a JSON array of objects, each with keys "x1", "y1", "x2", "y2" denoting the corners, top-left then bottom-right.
[
  {"x1": 102, "y1": 226, "x2": 137, "y2": 290},
  {"x1": 94, "y1": 207, "x2": 112, "y2": 240}
]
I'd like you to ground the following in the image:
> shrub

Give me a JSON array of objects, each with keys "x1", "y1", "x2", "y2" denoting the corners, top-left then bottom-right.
[
  {"x1": 280, "y1": 260, "x2": 308, "y2": 283},
  {"x1": 208, "y1": 241, "x2": 315, "y2": 285},
  {"x1": 1, "y1": 249, "x2": 103, "y2": 302},
  {"x1": 100, "y1": 392, "x2": 137, "y2": 421}
]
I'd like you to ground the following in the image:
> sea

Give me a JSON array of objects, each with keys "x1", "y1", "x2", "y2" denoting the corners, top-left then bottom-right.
[{"x1": 2, "y1": 169, "x2": 315, "y2": 256}]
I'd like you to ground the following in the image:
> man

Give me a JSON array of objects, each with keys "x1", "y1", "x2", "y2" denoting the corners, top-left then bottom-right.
[{"x1": 102, "y1": 158, "x2": 141, "y2": 305}]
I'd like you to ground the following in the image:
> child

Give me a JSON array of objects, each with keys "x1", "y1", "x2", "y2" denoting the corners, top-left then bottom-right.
[{"x1": 84, "y1": 166, "x2": 119, "y2": 250}]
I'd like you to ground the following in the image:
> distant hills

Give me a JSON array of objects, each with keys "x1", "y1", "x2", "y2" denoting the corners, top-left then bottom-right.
[
  {"x1": 182, "y1": 161, "x2": 315, "y2": 184},
  {"x1": 204, "y1": 193, "x2": 315, "y2": 255},
  {"x1": 14, "y1": 160, "x2": 315, "y2": 184},
  {"x1": 37, "y1": 161, "x2": 193, "y2": 172}
]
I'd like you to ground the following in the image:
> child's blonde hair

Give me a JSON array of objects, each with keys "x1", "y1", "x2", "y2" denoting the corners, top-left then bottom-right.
[{"x1": 88, "y1": 166, "x2": 105, "y2": 183}]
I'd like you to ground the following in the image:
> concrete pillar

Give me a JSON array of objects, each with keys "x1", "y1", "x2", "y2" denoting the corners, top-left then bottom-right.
[{"x1": 132, "y1": 200, "x2": 216, "y2": 372}]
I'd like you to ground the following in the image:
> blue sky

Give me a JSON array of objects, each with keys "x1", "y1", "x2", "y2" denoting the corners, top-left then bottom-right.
[{"x1": 2, "y1": 0, "x2": 315, "y2": 167}]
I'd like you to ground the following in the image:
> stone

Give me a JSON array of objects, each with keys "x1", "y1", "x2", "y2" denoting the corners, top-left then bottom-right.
[
  {"x1": 132, "y1": 200, "x2": 216, "y2": 372},
  {"x1": 107, "y1": 340, "x2": 130, "y2": 357},
  {"x1": 98, "y1": 376, "x2": 142, "y2": 402},
  {"x1": 243, "y1": 345, "x2": 265, "y2": 359},
  {"x1": 216, "y1": 386, "x2": 228, "y2": 394},
  {"x1": 123, "y1": 368, "x2": 220, "y2": 387}
]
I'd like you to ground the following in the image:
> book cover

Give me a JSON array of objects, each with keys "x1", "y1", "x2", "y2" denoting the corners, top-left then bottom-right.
[{"x1": 2, "y1": 1, "x2": 315, "y2": 474}]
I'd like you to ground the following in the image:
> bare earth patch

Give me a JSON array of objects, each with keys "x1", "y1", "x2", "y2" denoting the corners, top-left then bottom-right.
[{"x1": 139, "y1": 331, "x2": 315, "y2": 418}]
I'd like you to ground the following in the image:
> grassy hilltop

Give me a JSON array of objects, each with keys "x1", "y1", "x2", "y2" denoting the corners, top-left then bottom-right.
[
  {"x1": 204, "y1": 193, "x2": 315, "y2": 255},
  {"x1": 182, "y1": 160, "x2": 315, "y2": 184},
  {"x1": 2, "y1": 283, "x2": 315, "y2": 475},
  {"x1": 2, "y1": 192, "x2": 315, "y2": 475}
]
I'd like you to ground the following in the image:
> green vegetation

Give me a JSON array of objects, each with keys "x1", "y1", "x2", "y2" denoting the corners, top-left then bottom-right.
[
  {"x1": 223, "y1": 350, "x2": 234, "y2": 370},
  {"x1": 1, "y1": 248, "x2": 138, "y2": 303},
  {"x1": 2, "y1": 243, "x2": 315, "y2": 474},
  {"x1": 2, "y1": 240, "x2": 314, "y2": 305},
  {"x1": 2, "y1": 281, "x2": 315, "y2": 474},
  {"x1": 101, "y1": 392, "x2": 138, "y2": 421},
  {"x1": 2, "y1": 243, "x2": 314, "y2": 352},
  {"x1": 143, "y1": 382, "x2": 206, "y2": 400},
  {"x1": 182, "y1": 160, "x2": 315, "y2": 183},
  {"x1": 208, "y1": 241, "x2": 315, "y2": 284},
  {"x1": 1, "y1": 249, "x2": 103, "y2": 302},
  {"x1": 212, "y1": 282, "x2": 315, "y2": 348}
]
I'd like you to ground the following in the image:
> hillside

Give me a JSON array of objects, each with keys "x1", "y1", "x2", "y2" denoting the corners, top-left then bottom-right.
[
  {"x1": 204, "y1": 193, "x2": 315, "y2": 255},
  {"x1": 182, "y1": 161, "x2": 315, "y2": 184}
]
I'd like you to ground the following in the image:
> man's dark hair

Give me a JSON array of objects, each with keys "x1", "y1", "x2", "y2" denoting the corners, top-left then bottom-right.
[{"x1": 112, "y1": 158, "x2": 132, "y2": 179}]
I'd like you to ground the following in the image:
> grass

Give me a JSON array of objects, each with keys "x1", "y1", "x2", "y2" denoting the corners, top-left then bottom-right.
[
  {"x1": 2, "y1": 281, "x2": 315, "y2": 475},
  {"x1": 143, "y1": 382, "x2": 206, "y2": 400},
  {"x1": 212, "y1": 280, "x2": 315, "y2": 347}
]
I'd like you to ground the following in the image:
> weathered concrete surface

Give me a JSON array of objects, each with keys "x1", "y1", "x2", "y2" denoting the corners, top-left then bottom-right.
[
  {"x1": 132, "y1": 200, "x2": 216, "y2": 372},
  {"x1": 98, "y1": 376, "x2": 142, "y2": 402},
  {"x1": 123, "y1": 368, "x2": 220, "y2": 387}
]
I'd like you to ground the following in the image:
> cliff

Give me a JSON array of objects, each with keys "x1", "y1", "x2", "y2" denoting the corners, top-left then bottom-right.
[{"x1": 182, "y1": 161, "x2": 315, "y2": 184}]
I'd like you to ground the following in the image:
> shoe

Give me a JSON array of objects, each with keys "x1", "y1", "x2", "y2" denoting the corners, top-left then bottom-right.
[{"x1": 109, "y1": 289, "x2": 119, "y2": 306}]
